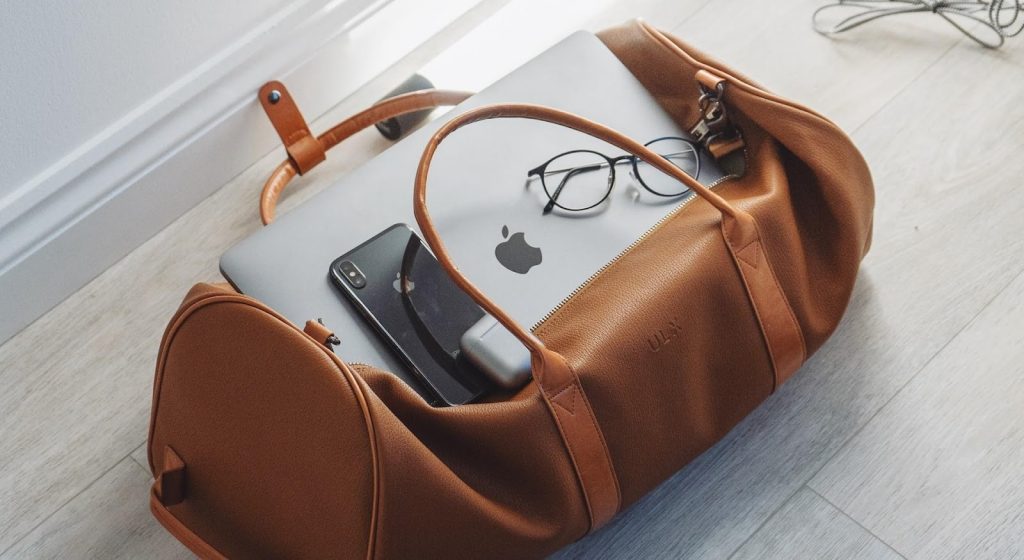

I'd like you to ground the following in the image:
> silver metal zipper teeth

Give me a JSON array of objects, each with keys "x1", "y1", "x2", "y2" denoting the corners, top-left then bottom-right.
[{"x1": 530, "y1": 171, "x2": 739, "y2": 332}]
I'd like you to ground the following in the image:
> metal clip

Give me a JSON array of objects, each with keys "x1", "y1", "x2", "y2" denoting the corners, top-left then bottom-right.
[
  {"x1": 690, "y1": 80, "x2": 738, "y2": 152},
  {"x1": 690, "y1": 79, "x2": 745, "y2": 162},
  {"x1": 317, "y1": 318, "x2": 341, "y2": 348}
]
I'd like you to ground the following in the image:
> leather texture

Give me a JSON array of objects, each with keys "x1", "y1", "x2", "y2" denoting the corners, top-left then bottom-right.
[
  {"x1": 156, "y1": 445, "x2": 186, "y2": 507},
  {"x1": 147, "y1": 20, "x2": 874, "y2": 559},
  {"x1": 302, "y1": 318, "x2": 336, "y2": 348},
  {"x1": 258, "y1": 81, "x2": 326, "y2": 174}
]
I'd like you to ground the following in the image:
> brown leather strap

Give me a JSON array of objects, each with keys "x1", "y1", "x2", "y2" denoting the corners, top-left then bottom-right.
[
  {"x1": 157, "y1": 445, "x2": 186, "y2": 506},
  {"x1": 413, "y1": 102, "x2": 806, "y2": 529},
  {"x1": 150, "y1": 488, "x2": 229, "y2": 560},
  {"x1": 695, "y1": 70, "x2": 805, "y2": 386},
  {"x1": 539, "y1": 351, "x2": 621, "y2": 527},
  {"x1": 259, "y1": 81, "x2": 326, "y2": 175},
  {"x1": 259, "y1": 87, "x2": 472, "y2": 224},
  {"x1": 150, "y1": 447, "x2": 229, "y2": 560},
  {"x1": 723, "y1": 215, "x2": 806, "y2": 388}
]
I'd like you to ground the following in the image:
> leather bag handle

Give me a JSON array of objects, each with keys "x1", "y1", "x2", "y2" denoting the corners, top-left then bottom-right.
[
  {"x1": 413, "y1": 102, "x2": 759, "y2": 363},
  {"x1": 412, "y1": 103, "x2": 806, "y2": 530},
  {"x1": 414, "y1": 102, "x2": 803, "y2": 388},
  {"x1": 259, "y1": 88, "x2": 473, "y2": 224},
  {"x1": 255, "y1": 86, "x2": 627, "y2": 529},
  {"x1": 254, "y1": 86, "x2": 803, "y2": 532},
  {"x1": 409, "y1": 102, "x2": 769, "y2": 533}
]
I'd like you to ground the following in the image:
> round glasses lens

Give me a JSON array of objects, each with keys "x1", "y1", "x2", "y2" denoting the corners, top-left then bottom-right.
[
  {"x1": 540, "y1": 151, "x2": 613, "y2": 211},
  {"x1": 634, "y1": 138, "x2": 700, "y2": 196}
]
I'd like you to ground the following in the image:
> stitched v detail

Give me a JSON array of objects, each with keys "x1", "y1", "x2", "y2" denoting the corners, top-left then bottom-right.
[
  {"x1": 737, "y1": 241, "x2": 760, "y2": 269},
  {"x1": 551, "y1": 384, "x2": 578, "y2": 416}
]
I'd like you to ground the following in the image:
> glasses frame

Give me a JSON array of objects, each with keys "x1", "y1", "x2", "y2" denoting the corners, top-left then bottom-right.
[{"x1": 527, "y1": 136, "x2": 702, "y2": 214}]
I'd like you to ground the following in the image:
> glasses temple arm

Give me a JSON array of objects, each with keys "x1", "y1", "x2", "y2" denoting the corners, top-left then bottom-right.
[{"x1": 543, "y1": 164, "x2": 604, "y2": 215}]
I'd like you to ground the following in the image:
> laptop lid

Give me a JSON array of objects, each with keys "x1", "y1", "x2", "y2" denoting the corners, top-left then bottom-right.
[{"x1": 220, "y1": 31, "x2": 723, "y2": 389}]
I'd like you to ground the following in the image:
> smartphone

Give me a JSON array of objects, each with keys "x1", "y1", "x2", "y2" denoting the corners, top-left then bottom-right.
[{"x1": 329, "y1": 224, "x2": 487, "y2": 406}]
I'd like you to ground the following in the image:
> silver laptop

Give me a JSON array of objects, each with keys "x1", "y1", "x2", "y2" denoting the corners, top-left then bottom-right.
[{"x1": 220, "y1": 31, "x2": 723, "y2": 392}]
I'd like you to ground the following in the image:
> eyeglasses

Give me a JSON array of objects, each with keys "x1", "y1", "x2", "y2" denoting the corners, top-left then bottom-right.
[{"x1": 526, "y1": 136, "x2": 701, "y2": 214}]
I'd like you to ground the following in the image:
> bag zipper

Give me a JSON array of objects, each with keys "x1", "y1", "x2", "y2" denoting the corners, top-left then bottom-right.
[
  {"x1": 532, "y1": 72, "x2": 746, "y2": 332},
  {"x1": 348, "y1": 168, "x2": 738, "y2": 363},
  {"x1": 531, "y1": 168, "x2": 740, "y2": 331}
]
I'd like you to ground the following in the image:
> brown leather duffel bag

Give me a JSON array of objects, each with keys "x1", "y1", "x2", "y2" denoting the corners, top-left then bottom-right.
[{"x1": 146, "y1": 20, "x2": 873, "y2": 559}]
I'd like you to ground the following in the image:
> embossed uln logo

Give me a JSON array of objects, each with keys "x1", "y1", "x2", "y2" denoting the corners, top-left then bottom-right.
[{"x1": 647, "y1": 318, "x2": 683, "y2": 353}]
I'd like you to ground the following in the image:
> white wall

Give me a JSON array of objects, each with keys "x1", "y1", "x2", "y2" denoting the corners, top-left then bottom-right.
[
  {"x1": 0, "y1": 0, "x2": 285, "y2": 200},
  {"x1": 0, "y1": 0, "x2": 484, "y2": 345}
]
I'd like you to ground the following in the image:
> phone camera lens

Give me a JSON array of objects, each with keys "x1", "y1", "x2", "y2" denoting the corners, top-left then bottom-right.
[{"x1": 338, "y1": 261, "x2": 366, "y2": 289}]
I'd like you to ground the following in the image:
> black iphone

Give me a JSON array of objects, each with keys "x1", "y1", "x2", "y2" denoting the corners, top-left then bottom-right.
[{"x1": 329, "y1": 224, "x2": 487, "y2": 406}]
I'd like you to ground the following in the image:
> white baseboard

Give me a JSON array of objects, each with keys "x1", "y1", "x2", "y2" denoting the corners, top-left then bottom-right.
[{"x1": 0, "y1": 0, "x2": 485, "y2": 345}]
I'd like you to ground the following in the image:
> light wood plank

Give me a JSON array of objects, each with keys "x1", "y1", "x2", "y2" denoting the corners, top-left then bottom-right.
[
  {"x1": 558, "y1": 13, "x2": 1024, "y2": 560},
  {"x1": 2, "y1": 0, "x2": 1023, "y2": 558},
  {"x1": 0, "y1": 458, "x2": 191, "y2": 560},
  {"x1": 0, "y1": 126, "x2": 392, "y2": 555},
  {"x1": 672, "y1": 0, "x2": 972, "y2": 132},
  {"x1": 810, "y1": 268, "x2": 1024, "y2": 560},
  {"x1": 730, "y1": 488, "x2": 903, "y2": 560},
  {"x1": 130, "y1": 443, "x2": 149, "y2": 475},
  {"x1": 419, "y1": 0, "x2": 714, "y2": 95}
]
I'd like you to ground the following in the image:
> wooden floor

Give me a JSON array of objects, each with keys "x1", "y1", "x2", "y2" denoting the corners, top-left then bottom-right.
[{"x1": 2, "y1": 0, "x2": 1023, "y2": 558}]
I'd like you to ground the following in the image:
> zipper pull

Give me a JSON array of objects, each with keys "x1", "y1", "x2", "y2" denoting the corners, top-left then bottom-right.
[
  {"x1": 690, "y1": 71, "x2": 745, "y2": 160},
  {"x1": 304, "y1": 318, "x2": 341, "y2": 351}
]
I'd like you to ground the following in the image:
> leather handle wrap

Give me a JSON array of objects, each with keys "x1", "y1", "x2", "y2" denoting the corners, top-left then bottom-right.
[{"x1": 260, "y1": 89, "x2": 473, "y2": 225}]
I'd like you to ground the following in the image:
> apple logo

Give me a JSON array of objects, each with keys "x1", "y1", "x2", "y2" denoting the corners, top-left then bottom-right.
[
  {"x1": 393, "y1": 272, "x2": 414, "y2": 294},
  {"x1": 495, "y1": 225, "x2": 542, "y2": 274}
]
